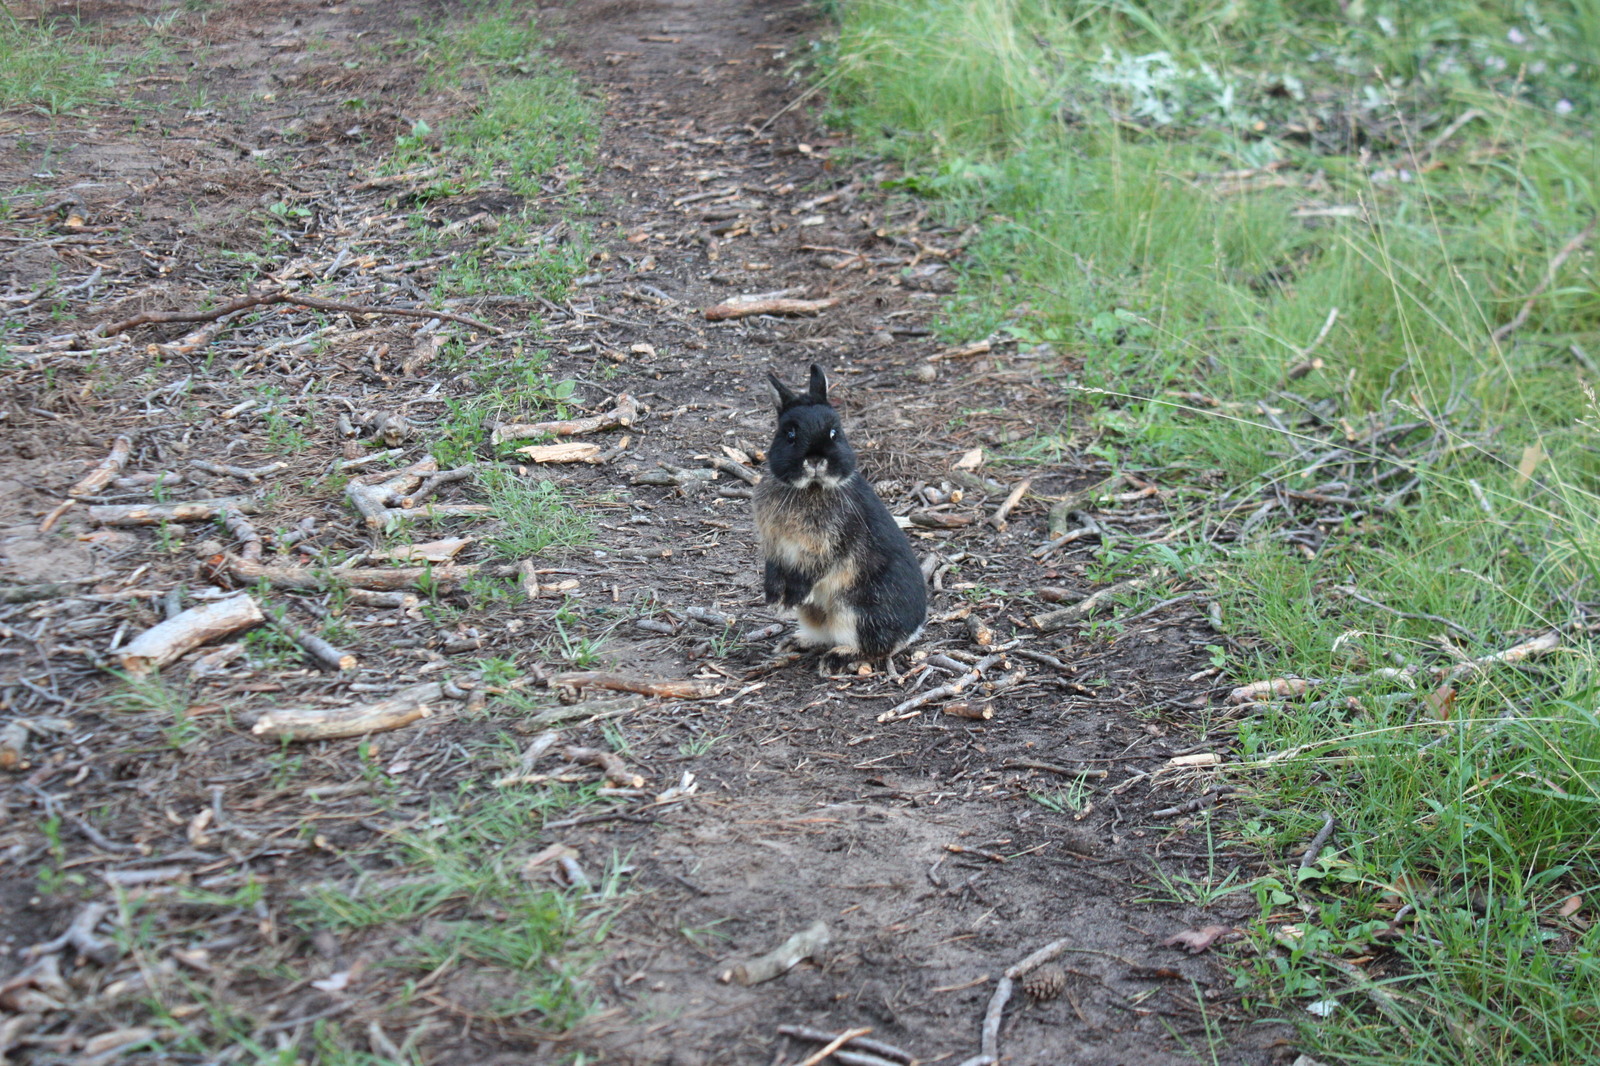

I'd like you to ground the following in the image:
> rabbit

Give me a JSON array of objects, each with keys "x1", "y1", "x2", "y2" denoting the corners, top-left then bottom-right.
[{"x1": 753, "y1": 363, "x2": 927, "y2": 674}]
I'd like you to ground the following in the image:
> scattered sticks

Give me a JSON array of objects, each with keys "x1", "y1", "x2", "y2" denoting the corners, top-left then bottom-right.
[
  {"x1": 1031, "y1": 570, "x2": 1167, "y2": 632},
  {"x1": 879, "y1": 648, "x2": 1013, "y2": 722},
  {"x1": 774, "y1": 1026, "x2": 913, "y2": 1065}
]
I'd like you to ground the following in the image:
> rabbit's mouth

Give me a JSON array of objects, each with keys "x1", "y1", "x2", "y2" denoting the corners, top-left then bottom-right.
[{"x1": 793, "y1": 458, "x2": 848, "y2": 489}]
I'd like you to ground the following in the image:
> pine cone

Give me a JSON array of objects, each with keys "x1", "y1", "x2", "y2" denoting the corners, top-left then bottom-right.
[{"x1": 1022, "y1": 963, "x2": 1067, "y2": 1001}]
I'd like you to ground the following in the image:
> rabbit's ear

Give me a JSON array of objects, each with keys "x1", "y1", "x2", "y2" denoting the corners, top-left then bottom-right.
[
  {"x1": 807, "y1": 363, "x2": 829, "y2": 403},
  {"x1": 767, "y1": 371, "x2": 800, "y2": 411}
]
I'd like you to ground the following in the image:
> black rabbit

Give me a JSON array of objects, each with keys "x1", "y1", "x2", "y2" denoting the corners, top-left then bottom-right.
[{"x1": 753, "y1": 364, "x2": 927, "y2": 673}]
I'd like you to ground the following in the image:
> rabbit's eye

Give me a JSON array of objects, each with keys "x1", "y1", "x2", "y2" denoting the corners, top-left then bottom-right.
[
  {"x1": 785, "y1": 427, "x2": 797, "y2": 442},
  {"x1": 828, "y1": 428, "x2": 837, "y2": 440}
]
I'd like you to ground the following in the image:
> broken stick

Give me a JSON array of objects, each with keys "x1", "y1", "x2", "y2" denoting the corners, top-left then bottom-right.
[
  {"x1": 116, "y1": 594, "x2": 264, "y2": 678},
  {"x1": 720, "y1": 920, "x2": 831, "y2": 985},
  {"x1": 550, "y1": 672, "x2": 725, "y2": 700},
  {"x1": 251, "y1": 682, "x2": 442, "y2": 742},
  {"x1": 68, "y1": 435, "x2": 133, "y2": 498}
]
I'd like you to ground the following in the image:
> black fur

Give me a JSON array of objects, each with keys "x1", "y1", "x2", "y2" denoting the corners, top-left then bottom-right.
[{"x1": 753, "y1": 364, "x2": 927, "y2": 662}]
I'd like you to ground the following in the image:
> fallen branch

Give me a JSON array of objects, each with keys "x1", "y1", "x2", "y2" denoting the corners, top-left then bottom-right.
[
  {"x1": 89, "y1": 496, "x2": 259, "y2": 526},
  {"x1": 1030, "y1": 570, "x2": 1167, "y2": 632},
  {"x1": 400, "y1": 463, "x2": 476, "y2": 508},
  {"x1": 23, "y1": 903, "x2": 118, "y2": 966},
  {"x1": 492, "y1": 394, "x2": 639, "y2": 444},
  {"x1": 98, "y1": 287, "x2": 500, "y2": 338},
  {"x1": 68, "y1": 435, "x2": 133, "y2": 498},
  {"x1": 251, "y1": 682, "x2": 442, "y2": 742},
  {"x1": 550, "y1": 672, "x2": 725, "y2": 700},
  {"x1": 927, "y1": 338, "x2": 992, "y2": 362},
  {"x1": 794, "y1": 1028, "x2": 873, "y2": 1066},
  {"x1": 347, "y1": 457, "x2": 437, "y2": 529},
  {"x1": 221, "y1": 555, "x2": 510, "y2": 592},
  {"x1": 222, "y1": 507, "x2": 262, "y2": 563},
  {"x1": 1150, "y1": 787, "x2": 1235, "y2": 820},
  {"x1": 719, "y1": 920, "x2": 830, "y2": 985},
  {"x1": 1490, "y1": 218, "x2": 1597, "y2": 345},
  {"x1": 1439, "y1": 630, "x2": 1559, "y2": 682},
  {"x1": 1300, "y1": 812, "x2": 1337, "y2": 869},
  {"x1": 703, "y1": 295, "x2": 839, "y2": 320},
  {"x1": 116, "y1": 594, "x2": 264, "y2": 678}
]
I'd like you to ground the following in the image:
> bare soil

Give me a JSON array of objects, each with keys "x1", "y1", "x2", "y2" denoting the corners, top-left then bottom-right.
[{"x1": 1, "y1": 1, "x2": 1293, "y2": 1063}]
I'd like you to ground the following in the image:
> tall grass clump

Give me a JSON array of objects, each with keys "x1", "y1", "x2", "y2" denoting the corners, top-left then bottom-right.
[
  {"x1": 830, "y1": 1, "x2": 1599, "y2": 1062},
  {"x1": 0, "y1": 12, "x2": 116, "y2": 112}
]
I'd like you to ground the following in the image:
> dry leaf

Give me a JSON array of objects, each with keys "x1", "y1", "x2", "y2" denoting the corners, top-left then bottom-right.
[
  {"x1": 1161, "y1": 924, "x2": 1234, "y2": 954},
  {"x1": 1558, "y1": 894, "x2": 1583, "y2": 918},
  {"x1": 1515, "y1": 442, "x2": 1547, "y2": 488},
  {"x1": 1422, "y1": 684, "x2": 1457, "y2": 720},
  {"x1": 953, "y1": 447, "x2": 984, "y2": 471}
]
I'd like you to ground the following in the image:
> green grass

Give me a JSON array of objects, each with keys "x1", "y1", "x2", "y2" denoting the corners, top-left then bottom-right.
[
  {"x1": 294, "y1": 785, "x2": 612, "y2": 1028},
  {"x1": 0, "y1": 13, "x2": 117, "y2": 112},
  {"x1": 828, "y1": 2, "x2": 1600, "y2": 1063}
]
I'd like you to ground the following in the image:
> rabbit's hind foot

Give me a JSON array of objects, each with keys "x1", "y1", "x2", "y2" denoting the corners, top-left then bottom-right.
[{"x1": 818, "y1": 646, "x2": 871, "y2": 678}]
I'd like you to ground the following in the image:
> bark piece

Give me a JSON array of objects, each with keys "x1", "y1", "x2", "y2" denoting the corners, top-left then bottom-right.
[
  {"x1": 89, "y1": 497, "x2": 259, "y2": 526},
  {"x1": 251, "y1": 682, "x2": 442, "y2": 742},
  {"x1": 515, "y1": 442, "x2": 604, "y2": 463},
  {"x1": 364, "y1": 537, "x2": 472, "y2": 564},
  {"x1": 720, "y1": 920, "x2": 830, "y2": 985},
  {"x1": 703, "y1": 296, "x2": 839, "y2": 320},
  {"x1": 116, "y1": 594, "x2": 264, "y2": 678}
]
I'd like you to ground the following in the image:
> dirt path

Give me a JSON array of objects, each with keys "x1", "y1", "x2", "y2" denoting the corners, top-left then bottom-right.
[{"x1": 1, "y1": 2, "x2": 1285, "y2": 1064}]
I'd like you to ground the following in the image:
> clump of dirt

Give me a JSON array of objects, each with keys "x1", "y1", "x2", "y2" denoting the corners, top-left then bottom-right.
[{"x1": 0, "y1": 1, "x2": 1293, "y2": 1064}]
